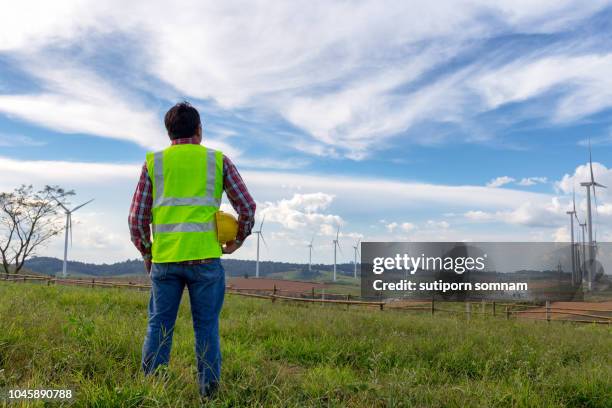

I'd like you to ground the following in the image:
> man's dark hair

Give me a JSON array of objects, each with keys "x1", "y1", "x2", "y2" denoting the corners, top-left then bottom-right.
[{"x1": 164, "y1": 102, "x2": 201, "y2": 140}]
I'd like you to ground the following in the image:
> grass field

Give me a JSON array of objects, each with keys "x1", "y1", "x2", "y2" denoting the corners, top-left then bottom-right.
[{"x1": 0, "y1": 282, "x2": 611, "y2": 407}]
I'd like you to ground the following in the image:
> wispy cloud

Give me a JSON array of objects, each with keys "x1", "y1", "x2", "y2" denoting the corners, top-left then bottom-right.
[
  {"x1": 0, "y1": 61, "x2": 166, "y2": 149},
  {"x1": 487, "y1": 176, "x2": 516, "y2": 188},
  {"x1": 1, "y1": 1, "x2": 612, "y2": 159},
  {"x1": 0, "y1": 133, "x2": 46, "y2": 147},
  {"x1": 517, "y1": 177, "x2": 548, "y2": 186}
]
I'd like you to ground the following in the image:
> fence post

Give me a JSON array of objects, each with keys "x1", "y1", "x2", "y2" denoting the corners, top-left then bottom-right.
[
  {"x1": 346, "y1": 294, "x2": 350, "y2": 311},
  {"x1": 379, "y1": 302, "x2": 384, "y2": 311},
  {"x1": 431, "y1": 296, "x2": 435, "y2": 316},
  {"x1": 482, "y1": 299, "x2": 486, "y2": 317},
  {"x1": 47, "y1": 277, "x2": 51, "y2": 286},
  {"x1": 272, "y1": 284, "x2": 277, "y2": 303},
  {"x1": 492, "y1": 301, "x2": 496, "y2": 317},
  {"x1": 466, "y1": 302, "x2": 471, "y2": 321},
  {"x1": 546, "y1": 301, "x2": 551, "y2": 322},
  {"x1": 91, "y1": 278, "x2": 95, "y2": 288},
  {"x1": 505, "y1": 306, "x2": 510, "y2": 320},
  {"x1": 312, "y1": 287, "x2": 315, "y2": 299}
]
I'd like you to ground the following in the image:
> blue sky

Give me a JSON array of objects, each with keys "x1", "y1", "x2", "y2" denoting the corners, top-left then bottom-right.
[{"x1": 1, "y1": 1, "x2": 612, "y2": 264}]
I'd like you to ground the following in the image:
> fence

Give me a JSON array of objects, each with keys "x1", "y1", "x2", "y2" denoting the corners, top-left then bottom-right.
[{"x1": 2, "y1": 273, "x2": 610, "y2": 324}]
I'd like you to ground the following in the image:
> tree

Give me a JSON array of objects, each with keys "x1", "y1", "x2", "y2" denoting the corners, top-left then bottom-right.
[{"x1": 0, "y1": 185, "x2": 74, "y2": 276}]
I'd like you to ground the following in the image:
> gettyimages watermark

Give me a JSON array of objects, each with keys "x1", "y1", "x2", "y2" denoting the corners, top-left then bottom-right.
[{"x1": 360, "y1": 242, "x2": 612, "y2": 301}]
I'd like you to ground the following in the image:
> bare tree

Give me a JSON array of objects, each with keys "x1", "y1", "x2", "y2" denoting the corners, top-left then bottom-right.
[{"x1": 0, "y1": 185, "x2": 74, "y2": 276}]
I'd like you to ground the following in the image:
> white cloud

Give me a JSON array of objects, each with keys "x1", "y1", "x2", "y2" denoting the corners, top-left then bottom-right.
[
  {"x1": 426, "y1": 220, "x2": 450, "y2": 229},
  {"x1": 599, "y1": 203, "x2": 612, "y2": 216},
  {"x1": 486, "y1": 176, "x2": 516, "y2": 188},
  {"x1": 553, "y1": 226, "x2": 570, "y2": 242},
  {"x1": 517, "y1": 177, "x2": 547, "y2": 186},
  {"x1": 0, "y1": 133, "x2": 46, "y2": 147},
  {"x1": 401, "y1": 222, "x2": 416, "y2": 232},
  {"x1": 464, "y1": 210, "x2": 494, "y2": 221},
  {"x1": 385, "y1": 222, "x2": 398, "y2": 233},
  {"x1": 0, "y1": 156, "x2": 140, "y2": 187},
  {"x1": 484, "y1": 176, "x2": 548, "y2": 189},
  {"x1": 258, "y1": 193, "x2": 342, "y2": 231},
  {"x1": 2, "y1": 1, "x2": 611, "y2": 158},
  {"x1": 464, "y1": 198, "x2": 568, "y2": 228},
  {"x1": 0, "y1": 63, "x2": 167, "y2": 149},
  {"x1": 472, "y1": 54, "x2": 612, "y2": 122},
  {"x1": 556, "y1": 161, "x2": 611, "y2": 196}
]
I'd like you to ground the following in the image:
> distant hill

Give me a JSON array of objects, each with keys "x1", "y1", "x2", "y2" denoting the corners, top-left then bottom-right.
[{"x1": 24, "y1": 256, "x2": 358, "y2": 279}]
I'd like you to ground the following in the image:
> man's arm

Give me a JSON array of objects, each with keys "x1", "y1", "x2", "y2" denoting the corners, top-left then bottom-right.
[
  {"x1": 128, "y1": 163, "x2": 153, "y2": 272},
  {"x1": 223, "y1": 155, "x2": 256, "y2": 251}
]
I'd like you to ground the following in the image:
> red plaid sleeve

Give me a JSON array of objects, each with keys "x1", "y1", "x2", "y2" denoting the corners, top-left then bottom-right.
[
  {"x1": 128, "y1": 163, "x2": 153, "y2": 259},
  {"x1": 223, "y1": 155, "x2": 256, "y2": 242}
]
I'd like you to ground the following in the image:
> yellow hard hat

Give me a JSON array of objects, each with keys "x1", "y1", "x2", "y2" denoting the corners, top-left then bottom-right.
[{"x1": 215, "y1": 211, "x2": 238, "y2": 244}]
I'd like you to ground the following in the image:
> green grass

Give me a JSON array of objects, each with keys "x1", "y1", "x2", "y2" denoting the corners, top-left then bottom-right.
[{"x1": 0, "y1": 282, "x2": 610, "y2": 407}]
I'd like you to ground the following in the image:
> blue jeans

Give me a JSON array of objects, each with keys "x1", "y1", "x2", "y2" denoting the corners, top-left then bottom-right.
[{"x1": 142, "y1": 260, "x2": 225, "y2": 394}]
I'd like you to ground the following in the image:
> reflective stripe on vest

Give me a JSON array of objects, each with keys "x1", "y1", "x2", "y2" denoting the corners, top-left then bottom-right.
[{"x1": 153, "y1": 221, "x2": 216, "y2": 234}]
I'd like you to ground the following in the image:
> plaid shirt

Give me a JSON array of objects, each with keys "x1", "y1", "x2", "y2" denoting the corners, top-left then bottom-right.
[{"x1": 128, "y1": 137, "x2": 256, "y2": 263}]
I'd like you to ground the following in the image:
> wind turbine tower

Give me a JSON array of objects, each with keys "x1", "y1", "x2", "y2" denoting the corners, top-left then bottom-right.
[
  {"x1": 579, "y1": 221, "x2": 587, "y2": 282},
  {"x1": 307, "y1": 235, "x2": 314, "y2": 272},
  {"x1": 54, "y1": 198, "x2": 94, "y2": 278},
  {"x1": 253, "y1": 216, "x2": 267, "y2": 278},
  {"x1": 332, "y1": 226, "x2": 341, "y2": 282},
  {"x1": 579, "y1": 142, "x2": 606, "y2": 291},
  {"x1": 352, "y1": 238, "x2": 361, "y2": 279},
  {"x1": 566, "y1": 190, "x2": 578, "y2": 285}
]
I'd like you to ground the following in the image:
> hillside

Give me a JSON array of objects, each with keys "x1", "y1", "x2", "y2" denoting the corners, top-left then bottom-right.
[
  {"x1": 24, "y1": 256, "x2": 358, "y2": 280},
  {"x1": 1, "y1": 281, "x2": 610, "y2": 407}
]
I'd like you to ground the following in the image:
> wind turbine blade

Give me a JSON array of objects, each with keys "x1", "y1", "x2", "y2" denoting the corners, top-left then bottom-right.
[
  {"x1": 71, "y1": 198, "x2": 94, "y2": 212},
  {"x1": 336, "y1": 225, "x2": 340, "y2": 240},
  {"x1": 593, "y1": 186, "x2": 599, "y2": 219},
  {"x1": 53, "y1": 196, "x2": 69, "y2": 212},
  {"x1": 259, "y1": 215, "x2": 266, "y2": 231},
  {"x1": 594, "y1": 182, "x2": 607, "y2": 188},
  {"x1": 310, "y1": 234, "x2": 315, "y2": 246},
  {"x1": 572, "y1": 188, "x2": 576, "y2": 212},
  {"x1": 260, "y1": 233, "x2": 268, "y2": 249},
  {"x1": 589, "y1": 139, "x2": 595, "y2": 183}
]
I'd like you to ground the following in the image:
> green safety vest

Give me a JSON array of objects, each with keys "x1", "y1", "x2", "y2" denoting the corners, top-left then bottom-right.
[{"x1": 145, "y1": 144, "x2": 224, "y2": 263}]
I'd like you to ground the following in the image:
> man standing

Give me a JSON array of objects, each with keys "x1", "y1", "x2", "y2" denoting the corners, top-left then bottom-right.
[{"x1": 128, "y1": 102, "x2": 256, "y2": 397}]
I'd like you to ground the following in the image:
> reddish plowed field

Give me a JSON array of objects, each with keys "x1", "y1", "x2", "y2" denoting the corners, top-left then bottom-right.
[{"x1": 227, "y1": 277, "x2": 326, "y2": 294}]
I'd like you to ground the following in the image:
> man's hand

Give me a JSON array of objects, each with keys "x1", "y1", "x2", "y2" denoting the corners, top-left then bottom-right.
[
  {"x1": 144, "y1": 258, "x2": 152, "y2": 274},
  {"x1": 222, "y1": 240, "x2": 242, "y2": 254}
]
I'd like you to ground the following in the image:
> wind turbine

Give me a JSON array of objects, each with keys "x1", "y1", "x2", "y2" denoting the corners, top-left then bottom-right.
[
  {"x1": 307, "y1": 234, "x2": 314, "y2": 272},
  {"x1": 566, "y1": 189, "x2": 577, "y2": 285},
  {"x1": 54, "y1": 198, "x2": 94, "y2": 278},
  {"x1": 332, "y1": 225, "x2": 341, "y2": 282},
  {"x1": 580, "y1": 140, "x2": 606, "y2": 290},
  {"x1": 352, "y1": 238, "x2": 361, "y2": 279},
  {"x1": 579, "y1": 221, "x2": 587, "y2": 284},
  {"x1": 253, "y1": 215, "x2": 267, "y2": 278}
]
